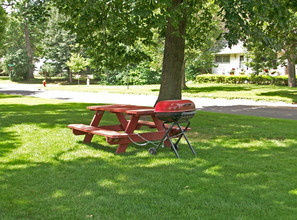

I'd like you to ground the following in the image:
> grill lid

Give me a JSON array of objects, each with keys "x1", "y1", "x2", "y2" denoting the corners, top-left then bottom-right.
[{"x1": 154, "y1": 100, "x2": 195, "y2": 113}]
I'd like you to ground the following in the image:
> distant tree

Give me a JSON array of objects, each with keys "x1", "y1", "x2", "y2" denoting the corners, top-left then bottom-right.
[
  {"x1": 2, "y1": 15, "x2": 33, "y2": 80},
  {"x1": 41, "y1": 6, "x2": 76, "y2": 77},
  {"x1": 245, "y1": 41, "x2": 281, "y2": 75},
  {"x1": 41, "y1": 62, "x2": 55, "y2": 79},
  {"x1": 66, "y1": 53, "x2": 90, "y2": 83},
  {"x1": 4, "y1": 0, "x2": 49, "y2": 79},
  {"x1": 0, "y1": 3, "x2": 7, "y2": 52}
]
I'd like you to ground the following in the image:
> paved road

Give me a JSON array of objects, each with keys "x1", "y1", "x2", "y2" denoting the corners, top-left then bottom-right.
[{"x1": 0, "y1": 83, "x2": 296, "y2": 120}]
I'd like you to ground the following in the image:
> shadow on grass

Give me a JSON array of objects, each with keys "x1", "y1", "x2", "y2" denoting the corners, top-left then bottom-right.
[
  {"x1": 152, "y1": 85, "x2": 250, "y2": 93},
  {"x1": 259, "y1": 90, "x2": 297, "y2": 104},
  {"x1": 184, "y1": 85, "x2": 251, "y2": 94},
  {"x1": 0, "y1": 94, "x2": 24, "y2": 99},
  {"x1": 0, "y1": 131, "x2": 21, "y2": 157}
]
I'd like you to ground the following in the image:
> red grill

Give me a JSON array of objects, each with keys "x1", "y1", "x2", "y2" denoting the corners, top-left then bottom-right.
[
  {"x1": 155, "y1": 100, "x2": 196, "y2": 122},
  {"x1": 149, "y1": 100, "x2": 197, "y2": 158}
]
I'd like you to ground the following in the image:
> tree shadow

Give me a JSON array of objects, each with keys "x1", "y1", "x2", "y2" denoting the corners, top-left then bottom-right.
[
  {"x1": 0, "y1": 94, "x2": 24, "y2": 99},
  {"x1": 259, "y1": 90, "x2": 297, "y2": 104},
  {"x1": 184, "y1": 85, "x2": 251, "y2": 94},
  {"x1": 151, "y1": 85, "x2": 250, "y2": 93}
]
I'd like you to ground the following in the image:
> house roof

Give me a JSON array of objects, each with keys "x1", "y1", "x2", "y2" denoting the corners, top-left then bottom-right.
[{"x1": 217, "y1": 42, "x2": 245, "y2": 55}]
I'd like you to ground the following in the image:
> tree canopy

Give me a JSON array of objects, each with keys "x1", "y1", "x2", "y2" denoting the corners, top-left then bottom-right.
[
  {"x1": 1, "y1": 0, "x2": 295, "y2": 93},
  {"x1": 0, "y1": 4, "x2": 7, "y2": 49},
  {"x1": 52, "y1": 0, "x2": 296, "y2": 101}
]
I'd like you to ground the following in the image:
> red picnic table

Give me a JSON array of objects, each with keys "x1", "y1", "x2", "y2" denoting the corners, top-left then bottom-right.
[{"x1": 68, "y1": 104, "x2": 184, "y2": 154}]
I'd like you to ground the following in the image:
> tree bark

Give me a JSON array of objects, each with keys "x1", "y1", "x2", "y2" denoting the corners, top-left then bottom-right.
[
  {"x1": 68, "y1": 68, "x2": 73, "y2": 84},
  {"x1": 156, "y1": 0, "x2": 186, "y2": 104},
  {"x1": 24, "y1": 22, "x2": 34, "y2": 79},
  {"x1": 288, "y1": 55, "x2": 296, "y2": 87},
  {"x1": 181, "y1": 59, "x2": 188, "y2": 89}
]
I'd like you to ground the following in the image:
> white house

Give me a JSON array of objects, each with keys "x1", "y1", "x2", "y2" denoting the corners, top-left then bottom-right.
[{"x1": 212, "y1": 42, "x2": 295, "y2": 76}]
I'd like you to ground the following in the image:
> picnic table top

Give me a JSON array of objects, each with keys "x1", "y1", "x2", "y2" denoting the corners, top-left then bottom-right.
[{"x1": 87, "y1": 104, "x2": 155, "y2": 115}]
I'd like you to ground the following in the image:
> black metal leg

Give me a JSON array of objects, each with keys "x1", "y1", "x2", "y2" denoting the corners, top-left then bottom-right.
[
  {"x1": 176, "y1": 123, "x2": 196, "y2": 156},
  {"x1": 163, "y1": 121, "x2": 180, "y2": 158},
  {"x1": 155, "y1": 122, "x2": 176, "y2": 150},
  {"x1": 152, "y1": 120, "x2": 195, "y2": 158},
  {"x1": 166, "y1": 130, "x2": 180, "y2": 158},
  {"x1": 174, "y1": 121, "x2": 190, "y2": 146}
]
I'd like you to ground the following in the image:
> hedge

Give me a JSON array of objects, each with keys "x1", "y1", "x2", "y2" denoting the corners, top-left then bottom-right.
[{"x1": 195, "y1": 74, "x2": 289, "y2": 86}]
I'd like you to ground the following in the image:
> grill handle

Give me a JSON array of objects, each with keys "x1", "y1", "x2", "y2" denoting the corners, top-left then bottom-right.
[{"x1": 182, "y1": 103, "x2": 192, "y2": 107}]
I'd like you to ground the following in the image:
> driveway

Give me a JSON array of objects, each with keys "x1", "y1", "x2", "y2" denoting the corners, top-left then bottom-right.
[{"x1": 0, "y1": 83, "x2": 296, "y2": 120}]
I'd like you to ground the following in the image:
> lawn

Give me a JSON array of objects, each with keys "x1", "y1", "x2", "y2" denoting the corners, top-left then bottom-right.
[
  {"x1": 1, "y1": 94, "x2": 297, "y2": 219},
  {"x1": 1, "y1": 76, "x2": 296, "y2": 104},
  {"x1": 40, "y1": 83, "x2": 297, "y2": 104}
]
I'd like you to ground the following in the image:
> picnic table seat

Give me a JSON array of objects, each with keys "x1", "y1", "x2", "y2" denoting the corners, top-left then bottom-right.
[{"x1": 68, "y1": 121, "x2": 190, "y2": 145}]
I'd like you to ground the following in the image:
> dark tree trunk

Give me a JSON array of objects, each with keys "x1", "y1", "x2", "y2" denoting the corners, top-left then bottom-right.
[
  {"x1": 24, "y1": 22, "x2": 34, "y2": 79},
  {"x1": 288, "y1": 55, "x2": 296, "y2": 87},
  {"x1": 69, "y1": 69, "x2": 73, "y2": 84},
  {"x1": 156, "y1": 0, "x2": 186, "y2": 104},
  {"x1": 181, "y1": 59, "x2": 188, "y2": 90}
]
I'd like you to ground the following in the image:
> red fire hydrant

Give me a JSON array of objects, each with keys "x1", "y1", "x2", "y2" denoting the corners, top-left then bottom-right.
[{"x1": 43, "y1": 80, "x2": 46, "y2": 87}]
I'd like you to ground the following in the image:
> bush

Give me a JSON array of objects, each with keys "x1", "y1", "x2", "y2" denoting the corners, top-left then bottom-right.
[
  {"x1": 103, "y1": 65, "x2": 161, "y2": 85},
  {"x1": 195, "y1": 74, "x2": 289, "y2": 86},
  {"x1": 4, "y1": 48, "x2": 33, "y2": 81}
]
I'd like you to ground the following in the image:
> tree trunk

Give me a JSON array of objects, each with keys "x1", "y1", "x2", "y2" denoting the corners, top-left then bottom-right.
[
  {"x1": 156, "y1": 0, "x2": 186, "y2": 104},
  {"x1": 68, "y1": 68, "x2": 73, "y2": 84},
  {"x1": 288, "y1": 55, "x2": 296, "y2": 87},
  {"x1": 181, "y1": 59, "x2": 188, "y2": 90},
  {"x1": 24, "y1": 22, "x2": 34, "y2": 79}
]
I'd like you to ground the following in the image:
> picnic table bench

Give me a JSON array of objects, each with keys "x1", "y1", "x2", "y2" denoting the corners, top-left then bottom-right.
[{"x1": 68, "y1": 104, "x2": 189, "y2": 154}]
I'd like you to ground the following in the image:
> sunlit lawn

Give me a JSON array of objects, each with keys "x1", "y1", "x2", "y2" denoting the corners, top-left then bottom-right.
[
  {"x1": 39, "y1": 83, "x2": 297, "y2": 103},
  {"x1": 1, "y1": 76, "x2": 297, "y2": 103},
  {"x1": 1, "y1": 94, "x2": 297, "y2": 219}
]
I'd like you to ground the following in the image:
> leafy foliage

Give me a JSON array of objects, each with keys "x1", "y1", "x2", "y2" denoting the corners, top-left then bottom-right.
[
  {"x1": 53, "y1": 0, "x2": 156, "y2": 71},
  {"x1": 66, "y1": 53, "x2": 90, "y2": 74},
  {"x1": 245, "y1": 41, "x2": 282, "y2": 75},
  {"x1": 4, "y1": 48, "x2": 32, "y2": 80},
  {"x1": 0, "y1": 4, "x2": 7, "y2": 49},
  {"x1": 2, "y1": 16, "x2": 33, "y2": 80},
  {"x1": 41, "y1": 6, "x2": 76, "y2": 75}
]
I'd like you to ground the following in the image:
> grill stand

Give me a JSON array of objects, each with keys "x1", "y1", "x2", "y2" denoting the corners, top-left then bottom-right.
[{"x1": 148, "y1": 121, "x2": 196, "y2": 158}]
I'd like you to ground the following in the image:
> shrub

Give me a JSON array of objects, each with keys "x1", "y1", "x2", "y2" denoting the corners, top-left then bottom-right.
[
  {"x1": 4, "y1": 48, "x2": 33, "y2": 81},
  {"x1": 195, "y1": 74, "x2": 288, "y2": 86}
]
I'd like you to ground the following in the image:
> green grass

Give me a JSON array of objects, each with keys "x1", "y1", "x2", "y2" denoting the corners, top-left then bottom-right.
[
  {"x1": 1, "y1": 94, "x2": 297, "y2": 219},
  {"x1": 41, "y1": 83, "x2": 297, "y2": 104},
  {"x1": 1, "y1": 76, "x2": 297, "y2": 103},
  {"x1": 183, "y1": 83, "x2": 297, "y2": 104}
]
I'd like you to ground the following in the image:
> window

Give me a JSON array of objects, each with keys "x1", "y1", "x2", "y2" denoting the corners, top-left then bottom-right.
[
  {"x1": 239, "y1": 55, "x2": 244, "y2": 69},
  {"x1": 215, "y1": 55, "x2": 230, "y2": 63}
]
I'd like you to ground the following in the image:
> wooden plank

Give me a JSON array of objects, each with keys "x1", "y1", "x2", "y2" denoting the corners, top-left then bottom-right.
[
  {"x1": 106, "y1": 131, "x2": 166, "y2": 145},
  {"x1": 91, "y1": 129, "x2": 127, "y2": 138},
  {"x1": 68, "y1": 124, "x2": 100, "y2": 132},
  {"x1": 137, "y1": 120, "x2": 156, "y2": 128},
  {"x1": 87, "y1": 104, "x2": 153, "y2": 112},
  {"x1": 124, "y1": 109, "x2": 155, "y2": 115}
]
